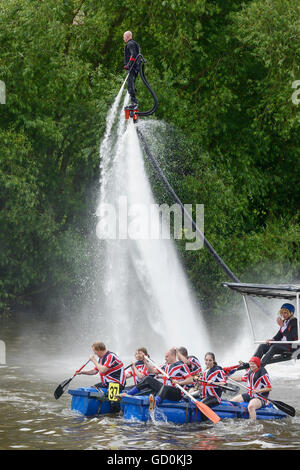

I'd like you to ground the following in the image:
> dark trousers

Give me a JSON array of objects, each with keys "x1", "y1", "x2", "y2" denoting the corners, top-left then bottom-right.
[
  {"x1": 201, "y1": 396, "x2": 219, "y2": 408},
  {"x1": 136, "y1": 376, "x2": 182, "y2": 402},
  {"x1": 127, "y1": 69, "x2": 139, "y2": 104},
  {"x1": 254, "y1": 343, "x2": 290, "y2": 366}
]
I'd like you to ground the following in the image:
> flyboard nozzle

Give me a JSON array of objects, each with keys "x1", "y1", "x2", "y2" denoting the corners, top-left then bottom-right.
[{"x1": 124, "y1": 106, "x2": 139, "y2": 123}]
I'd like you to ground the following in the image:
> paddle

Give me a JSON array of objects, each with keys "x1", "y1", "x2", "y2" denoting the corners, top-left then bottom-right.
[
  {"x1": 197, "y1": 379, "x2": 239, "y2": 394},
  {"x1": 227, "y1": 377, "x2": 296, "y2": 417},
  {"x1": 144, "y1": 355, "x2": 220, "y2": 424},
  {"x1": 54, "y1": 360, "x2": 90, "y2": 400}
]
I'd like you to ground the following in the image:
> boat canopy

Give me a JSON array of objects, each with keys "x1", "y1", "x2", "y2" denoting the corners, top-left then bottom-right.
[
  {"x1": 222, "y1": 282, "x2": 300, "y2": 351},
  {"x1": 222, "y1": 282, "x2": 300, "y2": 300}
]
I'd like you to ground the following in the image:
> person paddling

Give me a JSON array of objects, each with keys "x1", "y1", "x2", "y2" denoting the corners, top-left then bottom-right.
[
  {"x1": 191, "y1": 352, "x2": 226, "y2": 410},
  {"x1": 76, "y1": 342, "x2": 126, "y2": 392},
  {"x1": 119, "y1": 348, "x2": 193, "y2": 405},
  {"x1": 229, "y1": 356, "x2": 272, "y2": 420},
  {"x1": 175, "y1": 346, "x2": 202, "y2": 380},
  {"x1": 126, "y1": 347, "x2": 149, "y2": 385},
  {"x1": 123, "y1": 30, "x2": 140, "y2": 109}
]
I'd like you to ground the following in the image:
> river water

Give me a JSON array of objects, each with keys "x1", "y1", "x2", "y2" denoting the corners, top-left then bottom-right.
[{"x1": 0, "y1": 312, "x2": 299, "y2": 451}]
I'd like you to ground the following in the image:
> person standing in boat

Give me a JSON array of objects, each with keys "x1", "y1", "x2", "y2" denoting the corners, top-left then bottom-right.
[
  {"x1": 175, "y1": 346, "x2": 202, "y2": 381},
  {"x1": 252, "y1": 303, "x2": 298, "y2": 366},
  {"x1": 76, "y1": 342, "x2": 126, "y2": 391},
  {"x1": 118, "y1": 348, "x2": 193, "y2": 405},
  {"x1": 123, "y1": 30, "x2": 140, "y2": 109},
  {"x1": 229, "y1": 356, "x2": 272, "y2": 420},
  {"x1": 126, "y1": 347, "x2": 149, "y2": 385},
  {"x1": 191, "y1": 352, "x2": 226, "y2": 408}
]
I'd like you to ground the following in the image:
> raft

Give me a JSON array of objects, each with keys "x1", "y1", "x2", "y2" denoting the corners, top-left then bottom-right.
[
  {"x1": 68, "y1": 387, "x2": 287, "y2": 421},
  {"x1": 121, "y1": 395, "x2": 287, "y2": 423},
  {"x1": 68, "y1": 387, "x2": 122, "y2": 416}
]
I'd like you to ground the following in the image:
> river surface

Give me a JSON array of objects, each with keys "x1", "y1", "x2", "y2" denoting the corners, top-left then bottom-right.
[{"x1": 1, "y1": 312, "x2": 299, "y2": 451}]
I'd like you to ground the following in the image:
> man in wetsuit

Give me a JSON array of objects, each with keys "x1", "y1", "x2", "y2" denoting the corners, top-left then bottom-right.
[{"x1": 123, "y1": 31, "x2": 140, "y2": 109}]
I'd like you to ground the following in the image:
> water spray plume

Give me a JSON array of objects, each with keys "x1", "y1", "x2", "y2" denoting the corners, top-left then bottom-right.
[{"x1": 94, "y1": 85, "x2": 210, "y2": 358}]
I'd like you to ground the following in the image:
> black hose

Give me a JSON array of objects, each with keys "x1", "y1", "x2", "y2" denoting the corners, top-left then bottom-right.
[
  {"x1": 127, "y1": 54, "x2": 158, "y2": 117},
  {"x1": 136, "y1": 128, "x2": 239, "y2": 282},
  {"x1": 138, "y1": 59, "x2": 158, "y2": 117},
  {"x1": 136, "y1": 127, "x2": 270, "y2": 317}
]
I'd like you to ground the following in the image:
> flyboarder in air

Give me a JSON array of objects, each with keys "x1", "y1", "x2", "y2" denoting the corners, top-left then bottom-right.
[{"x1": 123, "y1": 31, "x2": 140, "y2": 109}]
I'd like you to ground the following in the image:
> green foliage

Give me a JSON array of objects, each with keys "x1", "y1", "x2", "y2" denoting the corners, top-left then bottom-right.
[{"x1": 0, "y1": 0, "x2": 299, "y2": 316}]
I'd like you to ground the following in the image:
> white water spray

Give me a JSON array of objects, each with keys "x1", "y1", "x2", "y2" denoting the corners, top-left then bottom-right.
[{"x1": 94, "y1": 85, "x2": 211, "y2": 361}]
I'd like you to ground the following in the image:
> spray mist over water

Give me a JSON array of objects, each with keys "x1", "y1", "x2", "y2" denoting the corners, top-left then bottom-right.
[{"x1": 94, "y1": 87, "x2": 210, "y2": 359}]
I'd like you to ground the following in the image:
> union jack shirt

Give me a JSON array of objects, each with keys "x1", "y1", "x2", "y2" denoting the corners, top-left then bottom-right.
[
  {"x1": 241, "y1": 367, "x2": 271, "y2": 399},
  {"x1": 187, "y1": 355, "x2": 202, "y2": 376},
  {"x1": 127, "y1": 360, "x2": 148, "y2": 385},
  {"x1": 201, "y1": 365, "x2": 226, "y2": 403},
  {"x1": 95, "y1": 351, "x2": 126, "y2": 386},
  {"x1": 161, "y1": 361, "x2": 191, "y2": 390}
]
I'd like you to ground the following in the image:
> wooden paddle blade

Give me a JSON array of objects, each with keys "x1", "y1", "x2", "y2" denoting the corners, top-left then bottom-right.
[
  {"x1": 195, "y1": 400, "x2": 221, "y2": 423},
  {"x1": 53, "y1": 377, "x2": 72, "y2": 400},
  {"x1": 271, "y1": 399, "x2": 296, "y2": 417}
]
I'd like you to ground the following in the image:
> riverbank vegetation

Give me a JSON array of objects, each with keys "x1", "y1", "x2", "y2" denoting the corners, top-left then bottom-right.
[{"x1": 1, "y1": 0, "x2": 299, "y2": 316}]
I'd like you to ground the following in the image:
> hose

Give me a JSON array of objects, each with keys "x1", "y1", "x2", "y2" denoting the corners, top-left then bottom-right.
[
  {"x1": 127, "y1": 54, "x2": 158, "y2": 116},
  {"x1": 136, "y1": 127, "x2": 270, "y2": 317}
]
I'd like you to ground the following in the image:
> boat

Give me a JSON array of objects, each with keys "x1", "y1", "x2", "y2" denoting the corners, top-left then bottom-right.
[
  {"x1": 68, "y1": 387, "x2": 287, "y2": 421},
  {"x1": 68, "y1": 283, "x2": 300, "y2": 421},
  {"x1": 68, "y1": 387, "x2": 122, "y2": 416},
  {"x1": 121, "y1": 395, "x2": 287, "y2": 423},
  {"x1": 222, "y1": 282, "x2": 300, "y2": 364}
]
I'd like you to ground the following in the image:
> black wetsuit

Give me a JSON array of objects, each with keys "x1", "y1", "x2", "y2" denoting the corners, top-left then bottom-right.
[
  {"x1": 124, "y1": 38, "x2": 140, "y2": 105},
  {"x1": 254, "y1": 316, "x2": 298, "y2": 366}
]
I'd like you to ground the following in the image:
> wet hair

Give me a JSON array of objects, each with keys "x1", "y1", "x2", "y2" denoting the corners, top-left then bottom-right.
[
  {"x1": 137, "y1": 347, "x2": 149, "y2": 357},
  {"x1": 92, "y1": 341, "x2": 106, "y2": 351},
  {"x1": 178, "y1": 347, "x2": 188, "y2": 357},
  {"x1": 205, "y1": 352, "x2": 217, "y2": 366}
]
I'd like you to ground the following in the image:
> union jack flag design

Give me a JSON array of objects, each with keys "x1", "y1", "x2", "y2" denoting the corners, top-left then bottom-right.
[
  {"x1": 187, "y1": 355, "x2": 202, "y2": 376},
  {"x1": 241, "y1": 367, "x2": 271, "y2": 399},
  {"x1": 127, "y1": 360, "x2": 148, "y2": 385},
  {"x1": 161, "y1": 361, "x2": 191, "y2": 389},
  {"x1": 201, "y1": 365, "x2": 226, "y2": 403},
  {"x1": 95, "y1": 351, "x2": 126, "y2": 386}
]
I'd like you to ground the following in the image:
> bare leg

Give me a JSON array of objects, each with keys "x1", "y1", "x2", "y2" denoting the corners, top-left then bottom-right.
[
  {"x1": 248, "y1": 398, "x2": 262, "y2": 420},
  {"x1": 230, "y1": 394, "x2": 244, "y2": 402}
]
